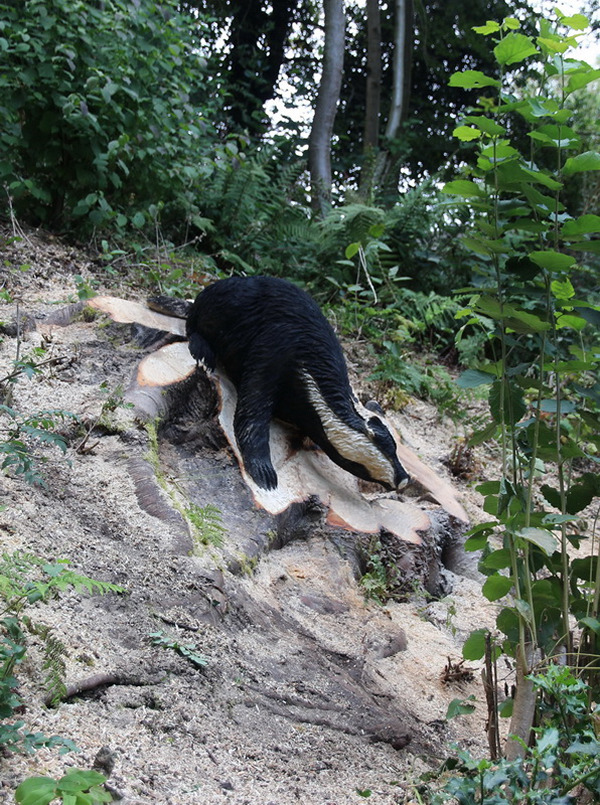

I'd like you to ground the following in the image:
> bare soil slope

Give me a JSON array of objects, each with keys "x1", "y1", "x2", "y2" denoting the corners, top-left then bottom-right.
[{"x1": 0, "y1": 229, "x2": 498, "y2": 805}]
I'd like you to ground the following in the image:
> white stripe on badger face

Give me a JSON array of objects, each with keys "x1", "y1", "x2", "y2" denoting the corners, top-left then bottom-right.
[{"x1": 301, "y1": 371, "x2": 396, "y2": 487}]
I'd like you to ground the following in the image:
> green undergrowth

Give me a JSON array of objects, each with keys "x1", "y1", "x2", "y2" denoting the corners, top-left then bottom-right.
[
  {"x1": 1, "y1": 552, "x2": 122, "y2": 758},
  {"x1": 423, "y1": 666, "x2": 600, "y2": 803}
]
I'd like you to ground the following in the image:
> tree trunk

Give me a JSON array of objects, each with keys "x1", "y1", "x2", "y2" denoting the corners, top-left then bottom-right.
[
  {"x1": 505, "y1": 642, "x2": 537, "y2": 760},
  {"x1": 359, "y1": 0, "x2": 382, "y2": 200},
  {"x1": 373, "y1": 0, "x2": 413, "y2": 193},
  {"x1": 309, "y1": 0, "x2": 345, "y2": 218},
  {"x1": 385, "y1": 0, "x2": 412, "y2": 141}
]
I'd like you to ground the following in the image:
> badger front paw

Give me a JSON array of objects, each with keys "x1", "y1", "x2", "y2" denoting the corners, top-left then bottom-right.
[{"x1": 245, "y1": 457, "x2": 278, "y2": 491}]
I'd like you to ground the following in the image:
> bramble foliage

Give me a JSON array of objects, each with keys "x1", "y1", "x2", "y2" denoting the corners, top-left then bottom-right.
[
  {"x1": 0, "y1": 405, "x2": 74, "y2": 485},
  {"x1": 426, "y1": 667, "x2": 600, "y2": 803},
  {"x1": 14, "y1": 769, "x2": 111, "y2": 805},
  {"x1": 0, "y1": 0, "x2": 218, "y2": 232}
]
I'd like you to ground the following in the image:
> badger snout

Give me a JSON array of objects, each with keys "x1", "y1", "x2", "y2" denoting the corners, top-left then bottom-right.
[{"x1": 394, "y1": 461, "x2": 410, "y2": 490}]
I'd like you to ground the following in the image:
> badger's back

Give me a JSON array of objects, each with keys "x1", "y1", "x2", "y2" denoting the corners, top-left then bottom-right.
[{"x1": 186, "y1": 276, "x2": 350, "y2": 396}]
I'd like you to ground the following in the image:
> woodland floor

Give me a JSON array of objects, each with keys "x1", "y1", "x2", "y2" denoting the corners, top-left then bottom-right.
[{"x1": 0, "y1": 226, "x2": 507, "y2": 805}]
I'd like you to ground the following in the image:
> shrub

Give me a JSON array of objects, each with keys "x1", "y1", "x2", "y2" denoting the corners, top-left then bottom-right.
[
  {"x1": 0, "y1": 0, "x2": 219, "y2": 233},
  {"x1": 443, "y1": 10, "x2": 600, "y2": 758}
]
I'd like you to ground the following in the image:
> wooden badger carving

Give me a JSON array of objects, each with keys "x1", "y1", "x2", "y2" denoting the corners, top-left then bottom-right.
[{"x1": 186, "y1": 276, "x2": 410, "y2": 492}]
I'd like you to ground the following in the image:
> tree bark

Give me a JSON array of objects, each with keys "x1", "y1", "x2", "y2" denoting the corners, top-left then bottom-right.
[
  {"x1": 373, "y1": 0, "x2": 413, "y2": 193},
  {"x1": 308, "y1": 0, "x2": 345, "y2": 218},
  {"x1": 505, "y1": 642, "x2": 537, "y2": 760},
  {"x1": 359, "y1": 0, "x2": 382, "y2": 200},
  {"x1": 385, "y1": 0, "x2": 413, "y2": 141}
]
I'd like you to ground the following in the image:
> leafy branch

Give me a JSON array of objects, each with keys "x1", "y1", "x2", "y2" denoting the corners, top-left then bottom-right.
[{"x1": 444, "y1": 9, "x2": 600, "y2": 762}]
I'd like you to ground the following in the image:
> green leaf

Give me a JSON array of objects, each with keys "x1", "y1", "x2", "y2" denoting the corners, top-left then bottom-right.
[
  {"x1": 494, "y1": 33, "x2": 537, "y2": 65},
  {"x1": 14, "y1": 777, "x2": 58, "y2": 805},
  {"x1": 563, "y1": 151, "x2": 600, "y2": 175},
  {"x1": 453, "y1": 125, "x2": 481, "y2": 142},
  {"x1": 542, "y1": 513, "x2": 578, "y2": 525},
  {"x1": 565, "y1": 739, "x2": 600, "y2": 758},
  {"x1": 566, "y1": 473, "x2": 600, "y2": 514},
  {"x1": 475, "y1": 295, "x2": 503, "y2": 318},
  {"x1": 551, "y1": 278, "x2": 575, "y2": 300},
  {"x1": 530, "y1": 250, "x2": 576, "y2": 271},
  {"x1": 555, "y1": 312, "x2": 587, "y2": 331},
  {"x1": 524, "y1": 97, "x2": 560, "y2": 119},
  {"x1": 57, "y1": 770, "x2": 107, "y2": 793},
  {"x1": 442, "y1": 179, "x2": 485, "y2": 198},
  {"x1": 463, "y1": 628, "x2": 488, "y2": 660},
  {"x1": 480, "y1": 141, "x2": 520, "y2": 161},
  {"x1": 131, "y1": 211, "x2": 145, "y2": 229},
  {"x1": 561, "y1": 214, "x2": 600, "y2": 237},
  {"x1": 446, "y1": 696, "x2": 476, "y2": 719},
  {"x1": 476, "y1": 480, "x2": 501, "y2": 496},
  {"x1": 516, "y1": 527, "x2": 558, "y2": 556},
  {"x1": 579, "y1": 616, "x2": 600, "y2": 636},
  {"x1": 569, "y1": 240, "x2": 600, "y2": 254},
  {"x1": 456, "y1": 369, "x2": 496, "y2": 388},
  {"x1": 530, "y1": 579, "x2": 562, "y2": 609},
  {"x1": 461, "y1": 235, "x2": 506, "y2": 256},
  {"x1": 345, "y1": 242, "x2": 360, "y2": 259},
  {"x1": 465, "y1": 115, "x2": 505, "y2": 136},
  {"x1": 449, "y1": 70, "x2": 500, "y2": 89},
  {"x1": 560, "y1": 13, "x2": 589, "y2": 30},
  {"x1": 472, "y1": 21, "x2": 501, "y2": 35},
  {"x1": 504, "y1": 309, "x2": 551, "y2": 334},
  {"x1": 464, "y1": 533, "x2": 489, "y2": 552},
  {"x1": 538, "y1": 398, "x2": 576, "y2": 415},
  {"x1": 482, "y1": 574, "x2": 513, "y2": 601},
  {"x1": 481, "y1": 549, "x2": 512, "y2": 571},
  {"x1": 496, "y1": 607, "x2": 519, "y2": 644},
  {"x1": 537, "y1": 35, "x2": 570, "y2": 54},
  {"x1": 565, "y1": 68, "x2": 600, "y2": 93},
  {"x1": 87, "y1": 786, "x2": 112, "y2": 804},
  {"x1": 464, "y1": 521, "x2": 497, "y2": 551},
  {"x1": 521, "y1": 167, "x2": 562, "y2": 190}
]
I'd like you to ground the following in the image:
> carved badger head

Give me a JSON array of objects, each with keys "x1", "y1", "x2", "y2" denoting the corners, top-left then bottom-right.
[
  {"x1": 362, "y1": 410, "x2": 410, "y2": 490},
  {"x1": 302, "y1": 372, "x2": 410, "y2": 491}
]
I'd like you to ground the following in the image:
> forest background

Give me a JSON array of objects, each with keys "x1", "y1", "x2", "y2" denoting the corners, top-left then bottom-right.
[
  {"x1": 2, "y1": 0, "x2": 600, "y2": 802},
  {"x1": 2, "y1": 0, "x2": 599, "y2": 446}
]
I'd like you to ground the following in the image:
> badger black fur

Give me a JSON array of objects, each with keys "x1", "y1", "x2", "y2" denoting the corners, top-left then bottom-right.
[{"x1": 186, "y1": 276, "x2": 409, "y2": 492}]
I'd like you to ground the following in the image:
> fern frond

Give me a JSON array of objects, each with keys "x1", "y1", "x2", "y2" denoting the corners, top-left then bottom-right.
[
  {"x1": 186, "y1": 503, "x2": 226, "y2": 548},
  {"x1": 23, "y1": 617, "x2": 67, "y2": 706}
]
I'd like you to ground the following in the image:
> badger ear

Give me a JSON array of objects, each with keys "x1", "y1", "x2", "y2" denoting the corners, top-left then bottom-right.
[{"x1": 364, "y1": 399, "x2": 385, "y2": 416}]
